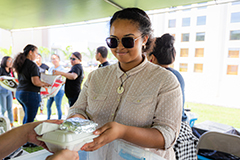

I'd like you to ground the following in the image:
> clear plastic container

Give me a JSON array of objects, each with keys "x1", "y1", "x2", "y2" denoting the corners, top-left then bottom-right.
[
  {"x1": 114, "y1": 140, "x2": 166, "y2": 160},
  {"x1": 37, "y1": 130, "x2": 98, "y2": 152}
]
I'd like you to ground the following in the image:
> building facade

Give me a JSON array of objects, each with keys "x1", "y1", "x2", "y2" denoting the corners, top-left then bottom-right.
[{"x1": 149, "y1": 0, "x2": 240, "y2": 108}]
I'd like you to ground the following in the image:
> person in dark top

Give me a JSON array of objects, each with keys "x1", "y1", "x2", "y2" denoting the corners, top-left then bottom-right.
[
  {"x1": 147, "y1": 34, "x2": 187, "y2": 122},
  {"x1": 95, "y1": 46, "x2": 110, "y2": 68},
  {"x1": 147, "y1": 34, "x2": 197, "y2": 159},
  {"x1": 53, "y1": 52, "x2": 84, "y2": 107},
  {"x1": 0, "y1": 56, "x2": 14, "y2": 127},
  {"x1": 36, "y1": 53, "x2": 49, "y2": 73},
  {"x1": 13, "y1": 44, "x2": 51, "y2": 125},
  {"x1": 36, "y1": 53, "x2": 49, "y2": 114}
]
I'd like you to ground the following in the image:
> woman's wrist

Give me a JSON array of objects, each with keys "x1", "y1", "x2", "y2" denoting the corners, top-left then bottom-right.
[
  {"x1": 118, "y1": 123, "x2": 127, "y2": 139},
  {"x1": 42, "y1": 82, "x2": 47, "y2": 87}
]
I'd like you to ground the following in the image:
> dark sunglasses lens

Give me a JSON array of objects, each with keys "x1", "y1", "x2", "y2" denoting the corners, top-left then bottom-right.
[
  {"x1": 106, "y1": 38, "x2": 118, "y2": 48},
  {"x1": 70, "y1": 58, "x2": 76, "y2": 61},
  {"x1": 122, "y1": 37, "x2": 135, "y2": 48}
]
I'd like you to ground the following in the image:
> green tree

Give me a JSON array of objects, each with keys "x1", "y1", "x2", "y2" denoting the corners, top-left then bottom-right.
[
  {"x1": 58, "y1": 45, "x2": 72, "y2": 60},
  {"x1": 82, "y1": 47, "x2": 96, "y2": 60},
  {"x1": 38, "y1": 46, "x2": 50, "y2": 61},
  {"x1": 0, "y1": 46, "x2": 12, "y2": 57}
]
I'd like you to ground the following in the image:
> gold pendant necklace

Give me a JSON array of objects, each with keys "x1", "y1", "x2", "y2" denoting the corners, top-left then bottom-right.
[
  {"x1": 117, "y1": 86, "x2": 124, "y2": 94},
  {"x1": 117, "y1": 73, "x2": 130, "y2": 94}
]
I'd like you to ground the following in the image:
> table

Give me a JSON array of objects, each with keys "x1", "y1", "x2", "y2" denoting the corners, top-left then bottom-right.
[{"x1": 192, "y1": 120, "x2": 240, "y2": 138}]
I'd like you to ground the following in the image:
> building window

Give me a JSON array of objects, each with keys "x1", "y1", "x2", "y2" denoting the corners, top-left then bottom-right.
[
  {"x1": 232, "y1": 1, "x2": 240, "y2": 5},
  {"x1": 230, "y1": 30, "x2": 240, "y2": 40},
  {"x1": 196, "y1": 32, "x2": 205, "y2": 41},
  {"x1": 182, "y1": 17, "x2": 190, "y2": 27},
  {"x1": 197, "y1": 16, "x2": 206, "y2": 25},
  {"x1": 179, "y1": 63, "x2": 188, "y2": 72},
  {"x1": 231, "y1": 12, "x2": 240, "y2": 23},
  {"x1": 180, "y1": 48, "x2": 189, "y2": 57},
  {"x1": 169, "y1": 11, "x2": 176, "y2": 14},
  {"x1": 182, "y1": 5, "x2": 191, "y2": 11},
  {"x1": 183, "y1": 8, "x2": 191, "y2": 12},
  {"x1": 195, "y1": 48, "x2": 204, "y2": 57},
  {"x1": 198, "y1": 2, "x2": 207, "y2": 9},
  {"x1": 198, "y1": 6, "x2": 207, "y2": 9},
  {"x1": 228, "y1": 49, "x2": 239, "y2": 58},
  {"x1": 168, "y1": 19, "x2": 176, "y2": 28},
  {"x1": 181, "y1": 33, "x2": 190, "y2": 42},
  {"x1": 227, "y1": 65, "x2": 238, "y2": 75},
  {"x1": 194, "y1": 64, "x2": 203, "y2": 73}
]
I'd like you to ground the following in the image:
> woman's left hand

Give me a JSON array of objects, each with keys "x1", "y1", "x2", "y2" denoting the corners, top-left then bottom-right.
[
  {"x1": 80, "y1": 122, "x2": 126, "y2": 151},
  {"x1": 52, "y1": 70, "x2": 60, "y2": 75}
]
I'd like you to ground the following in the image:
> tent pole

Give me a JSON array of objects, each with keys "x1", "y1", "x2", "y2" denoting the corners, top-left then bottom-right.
[{"x1": 104, "y1": 0, "x2": 124, "y2": 10}]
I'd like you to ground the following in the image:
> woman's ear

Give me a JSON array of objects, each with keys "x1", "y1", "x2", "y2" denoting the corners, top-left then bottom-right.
[
  {"x1": 142, "y1": 35, "x2": 149, "y2": 45},
  {"x1": 151, "y1": 54, "x2": 158, "y2": 64}
]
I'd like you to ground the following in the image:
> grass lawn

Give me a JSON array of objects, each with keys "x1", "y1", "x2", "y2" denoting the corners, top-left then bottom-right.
[
  {"x1": 185, "y1": 102, "x2": 240, "y2": 129},
  {"x1": 23, "y1": 146, "x2": 44, "y2": 153}
]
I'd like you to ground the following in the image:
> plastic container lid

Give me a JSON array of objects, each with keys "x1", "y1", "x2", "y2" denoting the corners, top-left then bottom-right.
[{"x1": 37, "y1": 130, "x2": 98, "y2": 152}]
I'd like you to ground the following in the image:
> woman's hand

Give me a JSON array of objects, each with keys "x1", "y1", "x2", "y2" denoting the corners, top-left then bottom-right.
[
  {"x1": 31, "y1": 76, "x2": 51, "y2": 88},
  {"x1": 46, "y1": 149, "x2": 79, "y2": 160},
  {"x1": 0, "y1": 120, "x2": 63, "y2": 159},
  {"x1": 42, "y1": 82, "x2": 51, "y2": 88},
  {"x1": 52, "y1": 70, "x2": 61, "y2": 76},
  {"x1": 80, "y1": 122, "x2": 126, "y2": 151},
  {"x1": 25, "y1": 120, "x2": 63, "y2": 149}
]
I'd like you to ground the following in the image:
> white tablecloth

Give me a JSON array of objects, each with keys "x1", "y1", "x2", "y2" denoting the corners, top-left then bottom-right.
[{"x1": 13, "y1": 149, "x2": 52, "y2": 160}]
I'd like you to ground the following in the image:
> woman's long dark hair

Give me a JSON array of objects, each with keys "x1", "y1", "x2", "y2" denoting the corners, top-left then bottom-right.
[{"x1": 13, "y1": 44, "x2": 37, "y2": 74}]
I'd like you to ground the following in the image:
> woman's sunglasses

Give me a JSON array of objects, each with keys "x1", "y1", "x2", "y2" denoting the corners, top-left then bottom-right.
[
  {"x1": 106, "y1": 35, "x2": 142, "y2": 49},
  {"x1": 70, "y1": 57, "x2": 76, "y2": 61}
]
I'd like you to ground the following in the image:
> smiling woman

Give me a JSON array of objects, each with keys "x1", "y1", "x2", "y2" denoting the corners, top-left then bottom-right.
[{"x1": 67, "y1": 8, "x2": 182, "y2": 160}]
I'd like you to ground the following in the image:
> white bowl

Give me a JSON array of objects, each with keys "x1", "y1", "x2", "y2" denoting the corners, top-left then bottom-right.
[{"x1": 37, "y1": 130, "x2": 98, "y2": 152}]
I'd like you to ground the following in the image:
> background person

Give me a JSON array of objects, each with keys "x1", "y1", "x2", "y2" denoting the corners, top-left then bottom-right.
[
  {"x1": 147, "y1": 34, "x2": 198, "y2": 159},
  {"x1": 67, "y1": 8, "x2": 182, "y2": 160},
  {"x1": 0, "y1": 56, "x2": 14, "y2": 127},
  {"x1": 0, "y1": 120, "x2": 79, "y2": 160},
  {"x1": 146, "y1": 34, "x2": 187, "y2": 122},
  {"x1": 95, "y1": 46, "x2": 110, "y2": 68},
  {"x1": 46, "y1": 54, "x2": 65, "y2": 120},
  {"x1": 13, "y1": 44, "x2": 51, "y2": 125},
  {"x1": 36, "y1": 53, "x2": 49, "y2": 115},
  {"x1": 36, "y1": 53, "x2": 49, "y2": 73},
  {"x1": 53, "y1": 52, "x2": 84, "y2": 107}
]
